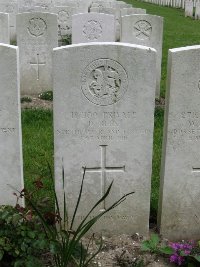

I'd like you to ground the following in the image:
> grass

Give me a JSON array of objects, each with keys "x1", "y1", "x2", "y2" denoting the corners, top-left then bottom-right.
[
  {"x1": 22, "y1": 2, "x2": 200, "y2": 219},
  {"x1": 22, "y1": 109, "x2": 54, "y2": 208},
  {"x1": 125, "y1": 0, "x2": 200, "y2": 97}
]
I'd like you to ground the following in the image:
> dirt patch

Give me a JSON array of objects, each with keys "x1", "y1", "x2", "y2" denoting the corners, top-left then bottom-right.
[
  {"x1": 83, "y1": 234, "x2": 174, "y2": 267},
  {"x1": 41, "y1": 233, "x2": 174, "y2": 267},
  {"x1": 21, "y1": 95, "x2": 53, "y2": 110}
]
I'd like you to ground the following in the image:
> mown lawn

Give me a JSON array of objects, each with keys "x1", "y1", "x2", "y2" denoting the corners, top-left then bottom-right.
[{"x1": 23, "y1": 1, "x2": 200, "y2": 218}]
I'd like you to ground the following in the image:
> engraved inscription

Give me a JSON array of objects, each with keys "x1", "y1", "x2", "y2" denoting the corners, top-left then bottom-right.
[
  {"x1": 28, "y1": 17, "x2": 47, "y2": 37},
  {"x1": 83, "y1": 20, "x2": 102, "y2": 41},
  {"x1": 133, "y1": 20, "x2": 152, "y2": 40},
  {"x1": 58, "y1": 10, "x2": 70, "y2": 23},
  {"x1": 84, "y1": 145, "x2": 125, "y2": 211},
  {"x1": 81, "y1": 59, "x2": 128, "y2": 106}
]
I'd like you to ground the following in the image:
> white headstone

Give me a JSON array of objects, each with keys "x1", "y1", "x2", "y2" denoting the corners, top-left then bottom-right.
[
  {"x1": 53, "y1": 0, "x2": 78, "y2": 7},
  {"x1": 158, "y1": 45, "x2": 200, "y2": 240},
  {"x1": 121, "y1": 14, "x2": 163, "y2": 99},
  {"x1": 53, "y1": 43, "x2": 157, "y2": 235},
  {"x1": 91, "y1": 1, "x2": 114, "y2": 8},
  {"x1": 195, "y1": 0, "x2": 200, "y2": 18},
  {"x1": 72, "y1": 13, "x2": 115, "y2": 43},
  {"x1": 50, "y1": 6, "x2": 75, "y2": 45},
  {"x1": 90, "y1": 6, "x2": 120, "y2": 40},
  {"x1": 0, "y1": 13, "x2": 10, "y2": 44},
  {"x1": 185, "y1": 0, "x2": 194, "y2": 17},
  {"x1": 16, "y1": 12, "x2": 58, "y2": 95},
  {"x1": 120, "y1": 7, "x2": 146, "y2": 16},
  {"x1": 114, "y1": 1, "x2": 132, "y2": 8},
  {"x1": 0, "y1": 44, "x2": 24, "y2": 206},
  {"x1": 0, "y1": 1, "x2": 18, "y2": 43}
]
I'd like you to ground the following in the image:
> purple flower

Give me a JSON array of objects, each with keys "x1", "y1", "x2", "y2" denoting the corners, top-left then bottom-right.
[
  {"x1": 170, "y1": 254, "x2": 185, "y2": 266},
  {"x1": 168, "y1": 241, "x2": 195, "y2": 265}
]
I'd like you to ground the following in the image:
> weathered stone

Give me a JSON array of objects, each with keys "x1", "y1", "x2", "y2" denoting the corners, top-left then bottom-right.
[
  {"x1": 53, "y1": 43, "x2": 157, "y2": 235},
  {"x1": 158, "y1": 45, "x2": 200, "y2": 240},
  {"x1": 0, "y1": 1, "x2": 18, "y2": 43},
  {"x1": 51, "y1": 6, "x2": 78, "y2": 43},
  {"x1": 121, "y1": 14, "x2": 163, "y2": 99},
  {"x1": 0, "y1": 12, "x2": 10, "y2": 44},
  {"x1": 72, "y1": 13, "x2": 115, "y2": 43},
  {"x1": 195, "y1": 0, "x2": 200, "y2": 19},
  {"x1": 185, "y1": 0, "x2": 194, "y2": 17},
  {"x1": 0, "y1": 44, "x2": 23, "y2": 206},
  {"x1": 120, "y1": 7, "x2": 146, "y2": 16},
  {"x1": 16, "y1": 12, "x2": 58, "y2": 94}
]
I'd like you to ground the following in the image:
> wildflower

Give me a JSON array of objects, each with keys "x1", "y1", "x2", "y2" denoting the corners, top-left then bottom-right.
[{"x1": 170, "y1": 254, "x2": 185, "y2": 266}]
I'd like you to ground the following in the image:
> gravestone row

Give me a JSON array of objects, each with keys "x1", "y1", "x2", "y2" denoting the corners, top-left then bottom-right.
[
  {"x1": 0, "y1": 0, "x2": 163, "y2": 98},
  {"x1": 1, "y1": 41, "x2": 200, "y2": 240}
]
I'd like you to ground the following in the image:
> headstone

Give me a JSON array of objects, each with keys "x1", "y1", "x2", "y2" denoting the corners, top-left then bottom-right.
[
  {"x1": 91, "y1": 1, "x2": 114, "y2": 8},
  {"x1": 0, "y1": 1, "x2": 18, "y2": 43},
  {"x1": 121, "y1": 14, "x2": 163, "y2": 99},
  {"x1": 53, "y1": 43, "x2": 157, "y2": 235},
  {"x1": 0, "y1": 44, "x2": 24, "y2": 206},
  {"x1": 90, "y1": 6, "x2": 120, "y2": 40},
  {"x1": 0, "y1": 13, "x2": 10, "y2": 44},
  {"x1": 158, "y1": 45, "x2": 200, "y2": 240},
  {"x1": 114, "y1": 1, "x2": 132, "y2": 8},
  {"x1": 16, "y1": 12, "x2": 58, "y2": 95},
  {"x1": 51, "y1": 6, "x2": 78, "y2": 44},
  {"x1": 72, "y1": 13, "x2": 115, "y2": 43},
  {"x1": 185, "y1": 0, "x2": 194, "y2": 17},
  {"x1": 195, "y1": 0, "x2": 200, "y2": 18},
  {"x1": 120, "y1": 8, "x2": 146, "y2": 16},
  {"x1": 53, "y1": 0, "x2": 78, "y2": 7}
]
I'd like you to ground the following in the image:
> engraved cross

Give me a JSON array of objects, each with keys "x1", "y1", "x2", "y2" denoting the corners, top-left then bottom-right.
[
  {"x1": 30, "y1": 53, "x2": 46, "y2": 80},
  {"x1": 84, "y1": 145, "x2": 125, "y2": 211}
]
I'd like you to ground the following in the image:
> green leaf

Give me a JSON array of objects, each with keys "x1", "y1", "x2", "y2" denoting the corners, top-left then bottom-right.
[
  {"x1": 187, "y1": 263, "x2": 196, "y2": 267},
  {"x1": 193, "y1": 255, "x2": 200, "y2": 262},
  {"x1": 27, "y1": 231, "x2": 36, "y2": 239},
  {"x1": 159, "y1": 246, "x2": 174, "y2": 255},
  {"x1": 150, "y1": 234, "x2": 160, "y2": 247},
  {"x1": 141, "y1": 241, "x2": 151, "y2": 251}
]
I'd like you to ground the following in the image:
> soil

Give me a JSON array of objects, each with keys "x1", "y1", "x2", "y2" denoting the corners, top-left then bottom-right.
[
  {"x1": 21, "y1": 94, "x2": 53, "y2": 110},
  {"x1": 84, "y1": 233, "x2": 174, "y2": 267},
  {"x1": 41, "y1": 233, "x2": 174, "y2": 267}
]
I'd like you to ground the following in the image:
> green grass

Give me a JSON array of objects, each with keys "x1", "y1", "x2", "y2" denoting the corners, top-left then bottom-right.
[
  {"x1": 151, "y1": 108, "x2": 164, "y2": 215},
  {"x1": 125, "y1": 0, "x2": 200, "y2": 97},
  {"x1": 22, "y1": 109, "x2": 54, "y2": 208},
  {"x1": 22, "y1": 2, "x2": 200, "y2": 219}
]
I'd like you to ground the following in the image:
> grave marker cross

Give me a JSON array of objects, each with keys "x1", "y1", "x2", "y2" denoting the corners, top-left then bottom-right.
[
  {"x1": 84, "y1": 145, "x2": 125, "y2": 210},
  {"x1": 30, "y1": 53, "x2": 46, "y2": 80}
]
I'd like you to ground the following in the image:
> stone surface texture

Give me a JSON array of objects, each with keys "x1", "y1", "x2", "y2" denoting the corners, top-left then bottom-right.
[
  {"x1": 0, "y1": 44, "x2": 24, "y2": 206},
  {"x1": 53, "y1": 43, "x2": 157, "y2": 236},
  {"x1": 0, "y1": 12, "x2": 10, "y2": 44},
  {"x1": 0, "y1": 1, "x2": 18, "y2": 43},
  {"x1": 158, "y1": 45, "x2": 200, "y2": 240},
  {"x1": 185, "y1": 0, "x2": 193, "y2": 17},
  {"x1": 120, "y1": 7, "x2": 146, "y2": 16}
]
